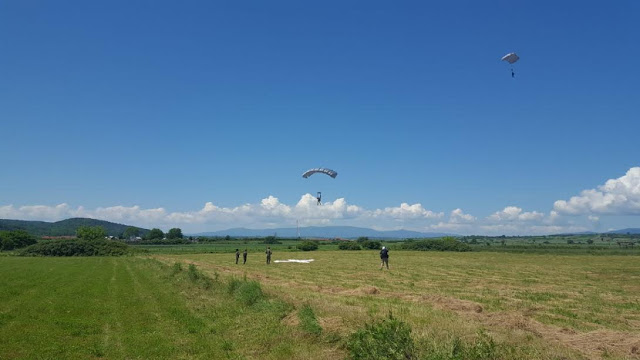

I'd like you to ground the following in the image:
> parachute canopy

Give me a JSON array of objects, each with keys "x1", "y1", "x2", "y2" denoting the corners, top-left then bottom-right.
[
  {"x1": 501, "y1": 53, "x2": 520, "y2": 64},
  {"x1": 302, "y1": 168, "x2": 338, "y2": 179}
]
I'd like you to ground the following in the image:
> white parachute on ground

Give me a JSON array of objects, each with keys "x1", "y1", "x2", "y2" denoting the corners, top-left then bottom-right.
[
  {"x1": 501, "y1": 52, "x2": 520, "y2": 78},
  {"x1": 273, "y1": 259, "x2": 315, "y2": 263},
  {"x1": 302, "y1": 168, "x2": 338, "y2": 179}
]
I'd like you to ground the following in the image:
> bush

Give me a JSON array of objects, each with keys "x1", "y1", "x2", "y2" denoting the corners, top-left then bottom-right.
[
  {"x1": 297, "y1": 241, "x2": 319, "y2": 251},
  {"x1": 186, "y1": 264, "x2": 214, "y2": 289},
  {"x1": 166, "y1": 228, "x2": 183, "y2": 239},
  {"x1": 347, "y1": 313, "x2": 415, "y2": 360},
  {"x1": 339, "y1": 242, "x2": 362, "y2": 250},
  {"x1": 0, "y1": 230, "x2": 37, "y2": 251},
  {"x1": 19, "y1": 238, "x2": 130, "y2": 256},
  {"x1": 137, "y1": 238, "x2": 190, "y2": 245},
  {"x1": 235, "y1": 281, "x2": 264, "y2": 305},
  {"x1": 227, "y1": 278, "x2": 264, "y2": 305},
  {"x1": 401, "y1": 237, "x2": 471, "y2": 252},
  {"x1": 361, "y1": 240, "x2": 382, "y2": 250},
  {"x1": 227, "y1": 278, "x2": 243, "y2": 294},
  {"x1": 76, "y1": 226, "x2": 106, "y2": 240},
  {"x1": 188, "y1": 264, "x2": 202, "y2": 281},
  {"x1": 263, "y1": 236, "x2": 282, "y2": 244},
  {"x1": 147, "y1": 228, "x2": 165, "y2": 240}
]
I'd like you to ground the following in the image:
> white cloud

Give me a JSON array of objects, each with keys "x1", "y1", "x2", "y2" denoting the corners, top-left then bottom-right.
[
  {"x1": 554, "y1": 167, "x2": 640, "y2": 215},
  {"x1": 0, "y1": 194, "x2": 605, "y2": 235},
  {"x1": 0, "y1": 203, "x2": 82, "y2": 220},
  {"x1": 372, "y1": 203, "x2": 443, "y2": 220},
  {"x1": 449, "y1": 208, "x2": 476, "y2": 223},
  {"x1": 488, "y1": 206, "x2": 544, "y2": 222},
  {"x1": 478, "y1": 224, "x2": 589, "y2": 236},
  {"x1": 0, "y1": 196, "x2": 445, "y2": 232}
]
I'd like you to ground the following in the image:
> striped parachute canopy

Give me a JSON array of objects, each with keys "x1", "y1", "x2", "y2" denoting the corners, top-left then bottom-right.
[
  {"x1": 501, "y1": 53, "x2": 520, "y2": 64},
  {"x1": 302, "y1": 168, "x2": 338, "y2": 179}
]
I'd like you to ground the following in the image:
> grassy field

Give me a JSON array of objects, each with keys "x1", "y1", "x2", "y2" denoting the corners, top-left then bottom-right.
[
  {"x1": 129, "y1": 239, "x2": 640, "y2": 256},
  {"x1": 154, "y1": 250, "x2": 640, "y2": 360},
  {"x1": 132, "y1": 240, "x2": 333, "y2": 254},
  {"x1": 2, "y1": 251, "x2": 639, "y2": 359},
  {"x1": 0, "y1": 256, "x2": 335, "y2": 359}
]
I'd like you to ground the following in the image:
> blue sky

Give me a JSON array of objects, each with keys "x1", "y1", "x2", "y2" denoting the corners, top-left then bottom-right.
[{"x1": 1, "y1": 1, "x2": 639, "y2": 234}]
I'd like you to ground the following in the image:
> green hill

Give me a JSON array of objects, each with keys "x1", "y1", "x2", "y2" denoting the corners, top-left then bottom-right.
[{"x1": 0, "y1": 218, "x2": 150, "y2": 237}]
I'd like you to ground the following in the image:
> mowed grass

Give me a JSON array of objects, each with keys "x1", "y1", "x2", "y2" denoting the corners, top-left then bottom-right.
[
  {"x1": 154, "y1": 250, "x2": 640, "y2": 359},
  {"x1": 0, "y1": 257, "x2": 339, "y2": 359}
]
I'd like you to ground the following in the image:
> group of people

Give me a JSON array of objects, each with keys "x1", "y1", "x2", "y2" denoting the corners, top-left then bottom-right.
[
  {"x1": 234, "y1": 246, "x2": 390, "y2": 270},
  {"x1": 235, "y1": 247, "x2": 273, "y2": 265},
  {"x1": 234, "y1": 248, "x2": 248, "y2": 264}
]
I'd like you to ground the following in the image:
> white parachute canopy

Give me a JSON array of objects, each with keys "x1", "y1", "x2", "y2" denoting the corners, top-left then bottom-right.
[
  {"x1": 501, "y1": 53, "x2": 520, "y2": 64},
  {"x1": 302, "y1": 168, "x2": 338, "y2": 179}
]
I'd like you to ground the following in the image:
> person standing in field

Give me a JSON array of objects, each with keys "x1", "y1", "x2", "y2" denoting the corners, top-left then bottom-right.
[
  {"x1": 243, "y1": 249, "x2": 248, "y2": 264},
  {"x1": 235, "y1": 249, "x2": 240, "y2": 264},
  {"x1": 265, "y1": 247, "x2": 272, "y2": 264},
  {"x1": 380, "y1": 246, "x2": 389, "y2": 270}
]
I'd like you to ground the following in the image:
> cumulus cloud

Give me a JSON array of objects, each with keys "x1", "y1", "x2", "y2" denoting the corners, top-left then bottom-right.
[
  {"x1": 488, "y1": 206, "x2": 544, "y2": 222},
  {"x1": 0, "y1": 203, "x2": 83, "y2": 220},
  {"x1": 429, "y1": 221, "x2": 474, "y2": 232},
  {"x1": 449, "y1": 208, "x2": 476, "y2": 223},
  {"x1": 554, "y1": 167, "x2": 640, "y2": 215},
  {"x1": 478, "y1": 224, "x2": 589, "y2": 236},
  {"x1": 0, "y1": 194, "x2": 601, "y2": 235},
  {"x1": 0, "y1": 195, "x2": 370, "y2": 231},
  {"x1": 372, "y1": 203, "x2": 443, "y2": 220}
]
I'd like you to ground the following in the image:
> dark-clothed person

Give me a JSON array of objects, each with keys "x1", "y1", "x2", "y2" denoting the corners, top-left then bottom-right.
[
  {"x1": 265, "y1": 247, "x2": 272, "y2": 264},
  {"x1": 243, "y1": 249, "x2": 248, "y2": 264},
  {"x1": 235, "y1": 249, "x2": 240, "y2": 264},
  {"x1": 380, "y1": 246, "x2": 389, "y2": 270}
]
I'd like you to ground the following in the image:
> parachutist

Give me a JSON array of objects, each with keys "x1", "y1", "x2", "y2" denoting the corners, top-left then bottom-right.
[
  {"x1": 502, "y1": 52, "x2": 519, "y2": 77},
  {"x1": 302, "y1": 169, "x2": 334, "y2": 206}
]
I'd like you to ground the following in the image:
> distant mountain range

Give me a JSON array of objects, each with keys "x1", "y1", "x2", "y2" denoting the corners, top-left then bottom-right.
[
  {"x1": 0, "y1": 218, "x2": 150, "y2": 237},
  {"x1": 607, "y1": 228, "x2": 640, "y2": 234},
  {"x1": 193, "y1": 226, "x2": 454, "y2": 239},
  {"x1": 556, "y1": 229, "x2": 640, "y2": 235},
  {"x1": 555, "y1": 231, "x2": 598, "y2": 235},
  {"x1": 2, "y1": 218, "x2": 639, "y2": 238}
]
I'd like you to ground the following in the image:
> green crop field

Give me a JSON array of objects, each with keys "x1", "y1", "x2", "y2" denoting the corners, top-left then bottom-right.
[{"x1": 2, "y1": 251, "x2": 639, "y2": 359}]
